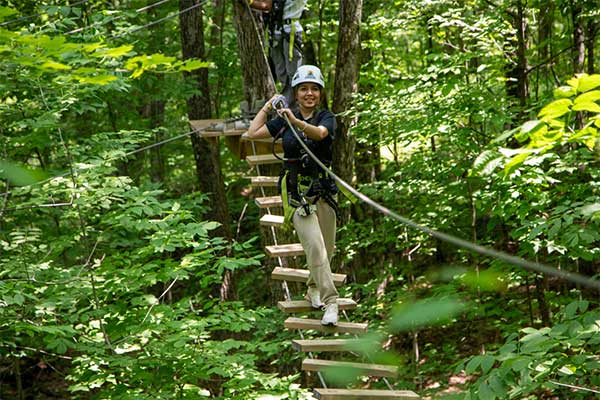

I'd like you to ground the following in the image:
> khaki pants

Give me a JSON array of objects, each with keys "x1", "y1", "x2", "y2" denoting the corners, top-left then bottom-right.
[{"x1": 292, "y1": 198, "x2": 338, "y2": 305}]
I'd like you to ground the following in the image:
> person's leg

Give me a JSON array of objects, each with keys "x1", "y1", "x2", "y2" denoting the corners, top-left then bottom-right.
[
  {"x1": 281, "y1": 25, "x2": 303, "y2": 104},
  {"x1": 293, "y1": 208, "x2": 338, "y2": 306},
  {"x1": 315, "y1": 198, "x2": 336, "y2": 263},
  {"x1": 270, "y1": 31, "x2": 287, "y2": 93}
]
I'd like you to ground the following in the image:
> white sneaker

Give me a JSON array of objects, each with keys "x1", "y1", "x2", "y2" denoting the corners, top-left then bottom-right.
[
  {"x1": 321, "y1": 303, "x2": 338, "y2": 326},
  {"x1": 305, "y1": 287, "x2": 324, "y2": 309}
]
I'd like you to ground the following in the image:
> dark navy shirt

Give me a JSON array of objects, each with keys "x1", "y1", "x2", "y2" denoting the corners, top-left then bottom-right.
[{"x1": 266, "y1": 109, "x2": 336, "y2": 173}]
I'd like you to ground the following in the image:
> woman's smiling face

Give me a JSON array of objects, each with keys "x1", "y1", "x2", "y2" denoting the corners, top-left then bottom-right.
[{"x1": 295, "y1": 83, "x2": 321, "y2": 109}]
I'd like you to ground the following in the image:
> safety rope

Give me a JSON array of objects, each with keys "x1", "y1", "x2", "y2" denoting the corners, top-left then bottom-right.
[{"x1": 277, "y1": 112, "x2": 600, "y2": 291}]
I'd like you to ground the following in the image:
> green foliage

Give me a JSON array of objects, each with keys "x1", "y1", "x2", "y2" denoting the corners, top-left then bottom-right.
[{"x1": 460, "y1": 301, "x2": 600, "y2": 400}]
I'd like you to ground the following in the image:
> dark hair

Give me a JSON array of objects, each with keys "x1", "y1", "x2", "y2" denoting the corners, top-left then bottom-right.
[{"x1": 293, "y1": 83, "x2": 328, "y2": 110}]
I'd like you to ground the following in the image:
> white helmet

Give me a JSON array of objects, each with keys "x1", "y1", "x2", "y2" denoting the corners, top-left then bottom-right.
[{"x1": 291, "y1": 65, "x2": 325, "y2": 88}]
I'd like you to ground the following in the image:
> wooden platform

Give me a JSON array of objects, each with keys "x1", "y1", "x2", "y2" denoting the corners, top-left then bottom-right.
[
  {"x1": 302, "y1": 359, "x2": 398, "y2": 378},
  {"x1": 284, "y1": 317, "x2": 368, "y2": 334},
  {"x1": 313, "y1": 389, "x2": 420, "y2": 399}
]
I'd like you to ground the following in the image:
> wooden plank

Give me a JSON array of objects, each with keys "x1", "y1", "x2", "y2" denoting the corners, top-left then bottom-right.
[
  {"x1": 241, "y1": 135, "x2": 277, "y2": 144},
  {"x1": 200, "y1": 129, "x2": 245, "y2": 138},
  {"x1": 249, "y1": 176, "x2": 279, "y2": 187},
  {"x1": 272, "y1": 267, "x2": 346, "y2": 286},
  {"x1": 189, "y1": 119, "x2": 224, "y2": 132},
  {"x1": 278, "y1": 298, "x2": 356, "y2": 313},
  {"x1": 292, "y1": 338, "x2": 365, "y2": 352},
  {"x1": 284, "y1": 317, "x2": 368, "y2": 334},
  {"x1": 255, "y1": 196, "x2": 283, "y2": 208},
  {"x1": 246, "y1": 153, "x2": 283, "y2": 166},
  {"x1": 265, "y1": 243, "x2": 304, "y2": 257},
  {"x1": 313, "y1": 389, "x2": 420, "y2": 400},
  {"x1": 302, "y1": 359, "x2": 398, "y2": 378},
  {"x1": 260, "y1": 214, "x2": 285, "y2": 227}
]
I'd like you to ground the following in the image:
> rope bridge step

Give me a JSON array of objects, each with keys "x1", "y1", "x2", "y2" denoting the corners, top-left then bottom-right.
[
  {"x1": 248, "y1": 176, "x2": 279, "y2": 187},
  {"x1": 246, "y1": 153, "x2": 284, "y2": 166},
  {"x1": 272, "y1": 267, "x2": 346, "y2": 286},
  {"x1": 302, "y1": 359, "x2": 398, "y2": 379},
  {"x1": 260, "y1": 214, "x2": 285, "y2": 227},
  {"x1": 292, "y1": 338, "x2": 366, "y2": 352},
  {"x1": 255, "y1": 195, "x2": 283, "y2": 208},
  {"x1": 265, "y1": 243, "x2": 304, "y2": 257},
  {"x1": 278, "y1": 298, "x2": 356, "y2": 313},
  {"x1": 284, "y1": 317, "x2": 367, "y2": 334},
  {"x1": 313, "y1": 389, "x2": 420, "y2": 399}
]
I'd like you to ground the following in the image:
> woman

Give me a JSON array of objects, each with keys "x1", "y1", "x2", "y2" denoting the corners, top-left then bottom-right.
[{"x1": 246, "y1": 65, "x2": 339, "y2": 326}]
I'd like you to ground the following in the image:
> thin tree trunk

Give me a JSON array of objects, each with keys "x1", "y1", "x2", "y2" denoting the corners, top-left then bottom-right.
[
  {"x1": 586, "y1": 21, "x2": 596, "y2": 74},
  {"x1": 572, "y1": 2, "x2": 585, "y2": 74},
  {"x1": 148, "y1": 0, "x2": 166, "y2": 183},
  {"x1": 505, "y1": 0, "x2": 529, "y2": 124},
  {"x1": 231, "y1": 0, "x2": 276, "y2": 106},
  {"x1": 332, "y1": 0, "x2": 362, "y2": 225},
  {"x1": 179, "y1": 0, "x2": 235, "y2": 301},
  {"x1": 209, "y1": 0, "x2": 226, "y2": 116},
  {"x1": 572, "y1": 2, "x2": 585, "y2": 129}
]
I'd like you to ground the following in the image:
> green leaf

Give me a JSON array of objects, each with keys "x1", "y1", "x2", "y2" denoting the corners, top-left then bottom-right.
[
  {"x1": 0, "y1": 6, "x2": 17, "y2": 19},
  {"x1": 40, "y1": 61, "x2": 72, "y2": 71},
  {"x1": 538, "y1": 99, "x2": 572, "y2": 120},
  {"x1": 389, "y1": 297, "x2": 465, "y2": 332},
  {"x1": 76, "y1": 75, "x2": 118, "y2": 85},
  {"x1": 480, "y1": 355, "x2": 495, "y2": 374},
  {"x1": 478, "y1": 382, "x2": 495, "y2": 400},
  {"x1": 572, "y1": 102, "x2": 600, "y2": 113},
  {"x1": 553, "y1": 86, "x2": 576, "y2": 98},
  {"x1": 0, "y1": 160, "x2": 48, "y2": 186},
  {"x1": 573, "y1": 90, "x2": 600, "y2": 104},
  {"x1": 577, "y1": 74, "x2": 600, "y2": 92}
]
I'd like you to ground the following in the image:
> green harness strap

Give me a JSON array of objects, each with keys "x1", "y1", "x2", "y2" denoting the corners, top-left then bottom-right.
[
  {"x1": 289, "y1": 20, "x2": 296, "y2": 61},
  {"x1": 280, "y1": 170, "x2": 296, "y2": 224}
]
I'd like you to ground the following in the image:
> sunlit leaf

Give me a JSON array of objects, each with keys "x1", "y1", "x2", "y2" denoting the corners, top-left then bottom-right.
[
  {"x1": 0, "y1": 160, "x2": 48, "y2": 186},
  {"x1": 389, "y1": 297, "x2": 465, "y2": 332}
]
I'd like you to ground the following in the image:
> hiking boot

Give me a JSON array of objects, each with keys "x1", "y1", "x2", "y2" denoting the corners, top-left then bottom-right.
[
  {"x1": 321, "y1": 303, "x2": 338, "y2": 326},
  {"x1": 305, "y1": 287, "x2": 324, "y2": 309}
]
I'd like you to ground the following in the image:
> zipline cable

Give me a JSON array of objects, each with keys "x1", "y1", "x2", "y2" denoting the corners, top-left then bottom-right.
[
  {"x1": 109, "y1": 0, "x2": 209, "y2": 39},
  {"x1": 277, "y1": 111, "x2": 600, "y2": 291},
  {"x1": 66, "y1": 0, "x2": 173, "y2": 35},
  {"x1": 0, "y1": 0, "x2": 90, "y2": 27},
  {"x1": 0, "y1": 118, "x2": 243, "y2": 209}
]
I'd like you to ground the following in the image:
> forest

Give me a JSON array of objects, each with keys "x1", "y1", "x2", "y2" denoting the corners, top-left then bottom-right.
[{"x1": 0, "y1": 0, "x2": 599, "y2": 399}]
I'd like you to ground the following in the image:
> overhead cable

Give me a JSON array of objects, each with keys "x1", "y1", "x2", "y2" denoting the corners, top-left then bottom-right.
[
  {"x1": 278, "y1": 112, "x2": 600, "y2": 291},
  {"x1": 0, "y1": 0, "x2": 90, "y2": 27},
  {"x1": 66, "y1": 0, "x2": 173, "y2": 35},
  {"x1": 110, "y1": 0, "x2": 210, "y2": 39}
]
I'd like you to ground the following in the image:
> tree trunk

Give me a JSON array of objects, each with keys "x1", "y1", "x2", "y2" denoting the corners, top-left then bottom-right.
[
  {"x1": 505, "y1": 0, "x2": 529, "y2": 124},
  {"x1": 148, "y1": 1, "x2": 166, "y2": 183},
  {"x1": 209, "y1": 0, "x2": 226, "y2": 116},
  {"x1": 231, "y1": 0, "x2": 276, "y2": 106},
  {"x1": 572, "y1": 2, "x2": 585, "y2": 74},
  {"x1": 179, "y1": 0, "x2": 235, "y2": 301},
  {"x1": 586, "y1": 21, "x2": 596, "y2": 74},
  {"x1": 332, "y1": 0, "x2": 362, "y2": 224}
]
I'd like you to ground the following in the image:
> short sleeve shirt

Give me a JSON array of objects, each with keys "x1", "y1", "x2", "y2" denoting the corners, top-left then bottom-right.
[{"x1": 266, "y1": 109, "x2": 336, "y2": 177}]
